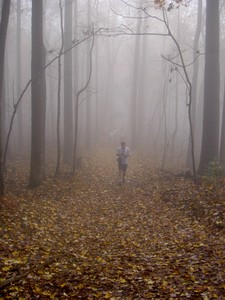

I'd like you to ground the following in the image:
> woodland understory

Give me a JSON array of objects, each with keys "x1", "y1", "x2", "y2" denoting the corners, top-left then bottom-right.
[{"x1": 0, "y1": 150, "x2": 225, "y2": 299}]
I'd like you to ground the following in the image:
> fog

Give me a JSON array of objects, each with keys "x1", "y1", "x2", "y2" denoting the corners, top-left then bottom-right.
[{"x1": 2, "y1": 0, "x2": 225, "y2": 178}]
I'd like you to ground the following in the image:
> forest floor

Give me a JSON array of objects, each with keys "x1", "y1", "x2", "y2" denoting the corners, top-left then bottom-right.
[{"x1": 0, "y1": 150, "x2": 225, "y2": 299}]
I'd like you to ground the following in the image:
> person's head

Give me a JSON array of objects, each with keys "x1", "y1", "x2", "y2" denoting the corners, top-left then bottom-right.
[{"x1": 121, "y1": 141, "x2": 126, "y2": 148}]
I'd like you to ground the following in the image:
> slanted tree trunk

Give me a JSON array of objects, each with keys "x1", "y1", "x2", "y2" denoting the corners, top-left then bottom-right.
[
  {"x1": 0, "y1": 0, "x2": 10, "y2": 195},
  {"x1": 29, "y1": 0, "x2": 46, "y2": 188},
  {"x1": 198, "y1": 0, "x2": 220, "y2": 174}
]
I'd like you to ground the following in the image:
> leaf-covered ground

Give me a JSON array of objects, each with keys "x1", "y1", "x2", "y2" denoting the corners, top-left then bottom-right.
[{"x1": 0, "y1": 150, "x2": 225, "y2": 299}]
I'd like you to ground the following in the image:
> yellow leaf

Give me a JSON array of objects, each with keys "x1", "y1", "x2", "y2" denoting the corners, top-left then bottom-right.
[
  {"x1": 34, "y1": 286, "x2": 42, "y2": 294},
  {"x1": 104, "y1": 292, "x2": 112, "y2": 299},
  {"x1": 119, "y1": 277, "x2": 127, "y2": 283},
  {"x1": 77, "y1": 283, "x2": 84, "y2": 289},
  {"x1": 43, "y1": 291, "x2": 52, "y2": 296},
  {"x1": 2, "y1": 266, "x2": 11, "y2": 271},
  {"x1": 97, "y1": 256, "x2": 105, "y2": 263}
]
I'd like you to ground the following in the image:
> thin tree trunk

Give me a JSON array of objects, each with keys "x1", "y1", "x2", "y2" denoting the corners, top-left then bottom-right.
[
  {"x1": 55, "y1": 0, "x2": 64, "y2": 176},
  {"x1": 162, "y1": 9, "x2": 196, "y2": 179},
  {"x1": 17, "y1": 0, "x2": 23, "y2": 155},
  {"x1": 94, "y1": 0, "x2": 99, "y2": 144},
  {"x1": 85, "y1": 0, "x2": 91, "y2": 150},
  {"x1": 137, "y1": 5, "x2": 147, "y2": 148},
  {"x1": 73, "y1": 36, "x2": 95, "y2": 174},
  {"x1": 170, "y1": 8, "x2": 180, "y2": 163},
  {"x1": 63, "y1": 0, "x2": 73, "y2": 164},
  {"x1": 219, "y1": 77, "x2": 225, "y2": 164},
  {"x1": 161, "y1": 61, "x2": 169, "y2": 169},
  {"x1": 130, "y1": 9, "x2": 142, "y2": 149}
]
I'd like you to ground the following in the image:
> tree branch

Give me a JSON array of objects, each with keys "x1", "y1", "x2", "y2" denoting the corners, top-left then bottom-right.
[
  {"x1": 0, "y1": 257, "x2": 56, "y2": 290},
  {"x1": 3, "y1": 28, "x2": 102, "y2": 171}
]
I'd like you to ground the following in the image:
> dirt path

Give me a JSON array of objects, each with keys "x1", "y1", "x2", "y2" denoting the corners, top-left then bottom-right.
[{"x1": 0, "y1": 151, "x2": 224, "y2": 299}]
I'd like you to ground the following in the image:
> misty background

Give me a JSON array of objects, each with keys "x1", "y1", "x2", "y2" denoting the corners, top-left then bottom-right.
[{"x1": 1, "y1": 0, "x2": 225, "y2": 189}]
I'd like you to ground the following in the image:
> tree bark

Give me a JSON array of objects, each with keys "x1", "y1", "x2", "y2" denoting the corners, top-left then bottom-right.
[
  {"x1": 186, "y1": 0, "x2": 202, "y2": 168},
  {"x1": 55, "y1": 0, "x2": 64, "y2": 176},
  {"x1": 63, "y1": 0, "x2": 73, "y2": 164},
  {"x1": 0, "y1": 0, "x2": 11, "y2": 195},
  {"x1": 17, "y1": 0, "x2": 23, "y2": 155},
  {"x1": 85, "y1": 0, "x2": 92, "y2": 150},
  {"x1": 219, "y1": 77, "x2": 225, "y2": 164},
  {"x1": 29, "y1": 0, "x2": 46, "y2": 188},
  {"x1": 198, "y1": 0, "x2": 220, "y2": 174},
  {"x1": 130, "y1": 7, "x2": 142, "y2": 149},
  {"x1": 137, "y1": 4, "x2": 147, "y2": 148}
]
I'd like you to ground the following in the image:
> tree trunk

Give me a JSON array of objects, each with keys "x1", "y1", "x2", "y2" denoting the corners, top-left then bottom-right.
[
  {"x1": 63, "y1": 0, "x2": 73, "y2": 164},
  {"x1": 17, "y1": 0, "x2": 23, "y2": 155},
  {"x1": 198, "y1": 0, "x2": 220, "y2": 174},
  {"x1": 161, "y1": 60, "x2": 169, "y2": 169},
  {"x1": 73, "y1": 0, "x2": 79, "y2": 165},
  {"x1": 0, "y1": 0, "x2": 10, "y2": 195},
  {"x1": 137, "y1": 5, "x2": 147, "y2": 148},
  {"x1": 94, "y1": 0, "x2": 99, "y2": 144},
  {"x1": 55, "y1": 0, "x2": 64, "y2": 176},
  {"x1": 85, "y1": 0, "x2": 91, "y2": 150},
  {"x1": 219, "y1": 77, "x2": 225, "y2": 164},
  {"x1": 130, "y1": 8, "x2": 142, "y2": 149},
  {"x1": 186, "y1": 0, "x2": 202, "y2": 168},
  {"x1": 170, "y1": 8, "x2": 180, "y2": 163},
  {"x1": 29, "y1": 0, "x2": 46, "y2": 188}
]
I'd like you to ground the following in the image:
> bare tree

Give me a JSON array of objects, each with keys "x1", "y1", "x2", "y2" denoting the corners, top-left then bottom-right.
[
  {"x1": 116, "y1": 1, "x2": 197, "y2": 177},
  {"x1": 73, "y1": 36, "x2": 95, "y2": 174},
  {"x1": 3, "y1": 30, "x2": 101, "y2": 179},
  {"x1": 162, "y1": 9, "x2": 197, "y2": 178}
]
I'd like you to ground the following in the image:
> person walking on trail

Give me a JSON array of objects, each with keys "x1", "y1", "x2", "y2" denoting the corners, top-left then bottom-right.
[{"x1": 116, "y1": 141, "x2": 130, "y2": 184}]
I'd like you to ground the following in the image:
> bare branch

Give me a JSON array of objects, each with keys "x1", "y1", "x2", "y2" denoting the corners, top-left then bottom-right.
[
  {"x1": 3, "y1": 28, "x2": 102, "y2": 171},
  {"x1": 118, "y1": 0, "x2": 164, "y2": 22}
]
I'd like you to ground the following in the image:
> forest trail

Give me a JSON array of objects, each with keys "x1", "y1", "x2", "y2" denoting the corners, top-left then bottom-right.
[{"x1": 0, "y1": 150, "x2": 225, "y2": 299}]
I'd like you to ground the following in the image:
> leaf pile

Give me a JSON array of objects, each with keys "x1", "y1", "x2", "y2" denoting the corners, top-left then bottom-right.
[{"x1": 0, "y1": 151, "x2": 225, "y2": 299}]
